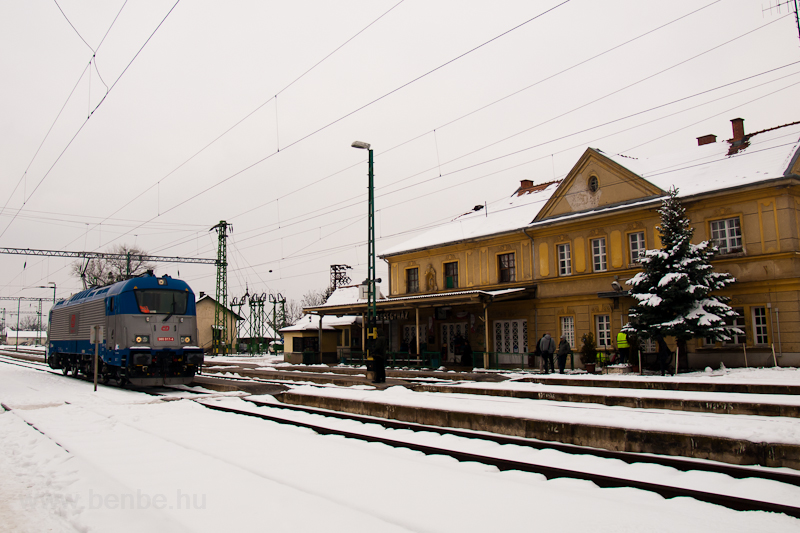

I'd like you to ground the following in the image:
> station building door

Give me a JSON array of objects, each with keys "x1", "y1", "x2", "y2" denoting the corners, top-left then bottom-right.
[
  {"x1": 402, "y1": 324, "x2": 427, "y2": 352},
  {"x1": 494, "y1": 319, "x2": 528, "y2": 365},
  {"x1": 440, "y1": 322, "x2": 468, "y2": 362}
]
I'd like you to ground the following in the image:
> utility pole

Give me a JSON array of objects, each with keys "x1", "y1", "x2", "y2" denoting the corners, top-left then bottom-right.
[
  {"x1": 210, "y1": 221, "x2": 232, "y2": 355},
  {"x1": 16, "y1": 298, "x2": 20, "y2": 352},
  {"x1": 762, "y1": 0, "x2": 800, "y2": 41},
  {"x1": 330, "y1": 264, "x2": 352, "y2": 290}
]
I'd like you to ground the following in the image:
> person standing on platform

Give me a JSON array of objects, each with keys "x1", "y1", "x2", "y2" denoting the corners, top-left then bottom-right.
[
  {"x1": 617, "y1": 331, "x2": 629, "y2": 365},
  {"x1": 538, "y1": 333, "x2": 556, "y2": 374},
  {"x1": 657, "y1": 336, "x2": 670, "y2": 377},
  {"x1": 372, "y1": 330, "x2": 387, "y2": 383},
  {"x1": 556, "y1": 335, "x2": 571, "y2": 374}
]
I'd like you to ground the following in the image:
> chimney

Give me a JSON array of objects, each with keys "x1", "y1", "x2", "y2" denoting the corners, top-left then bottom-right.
[
  {"x1": 517, "y1": 179, "x2": 534, "y2": 196},
  {"x1": 731, "y1": 118, "x2": 745, "y2": 143},
  {"x1": 199, "y1": 292, "x2": 205, "y2": 298},
  {"x1": 696, "y1": 134, "x2": 716, "y2": 146}
]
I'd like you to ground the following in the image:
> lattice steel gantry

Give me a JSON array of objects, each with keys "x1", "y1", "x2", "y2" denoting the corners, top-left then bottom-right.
[{"x1": 210, "y1": 221, "x2": 232, "y2": 355}]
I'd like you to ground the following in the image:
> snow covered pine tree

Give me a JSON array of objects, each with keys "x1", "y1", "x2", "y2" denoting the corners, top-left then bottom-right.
[{"x1": 625, "y1": 187, "x2": 742, "y2": 350}]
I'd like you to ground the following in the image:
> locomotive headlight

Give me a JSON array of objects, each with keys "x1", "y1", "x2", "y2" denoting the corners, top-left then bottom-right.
[
  {"x1": 181, "y1": 336, "x2": 192, "y2": 344},
  {"x1": 134, "y1": 335, "x2": 150, "y2": 344}
]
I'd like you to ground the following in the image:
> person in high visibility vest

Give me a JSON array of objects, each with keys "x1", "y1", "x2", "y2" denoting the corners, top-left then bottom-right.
[{"x1": 617, "y1": 331, "x2": 629, "y2": 365}]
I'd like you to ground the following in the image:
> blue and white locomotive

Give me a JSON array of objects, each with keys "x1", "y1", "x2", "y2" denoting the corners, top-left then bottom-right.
[{"x1": 47, "y1": 272, "x2": 203, "y2": 386}]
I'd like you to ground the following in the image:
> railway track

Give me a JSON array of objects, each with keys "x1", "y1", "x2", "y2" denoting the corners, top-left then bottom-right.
[
  {"x1": 0, "y1": 354, "x2": 214, "y2": 398},
  {"x1": 4, "y1": 351, "x2": 800, "y2": 517},
  {"x1": 0, "y1": 353, "x2": 51, "y2": 371},
  {"x1": 197, "y1": 396, "x2": 800, "y2": 518}
]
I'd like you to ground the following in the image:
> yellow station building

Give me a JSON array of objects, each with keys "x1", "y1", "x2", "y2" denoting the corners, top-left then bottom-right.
[{"x1": 309, "y1": 119, "x2": 800, "y2": 370}]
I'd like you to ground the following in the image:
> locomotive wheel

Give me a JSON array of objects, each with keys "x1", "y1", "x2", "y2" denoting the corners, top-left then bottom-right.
[{"x1": 62, "y1": 365, "x2": 70, "y2": 376}]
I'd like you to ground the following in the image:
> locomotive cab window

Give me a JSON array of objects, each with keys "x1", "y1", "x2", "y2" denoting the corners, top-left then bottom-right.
[{"x1": 134, "y1": 290, "x2": 188, "y2": 315}]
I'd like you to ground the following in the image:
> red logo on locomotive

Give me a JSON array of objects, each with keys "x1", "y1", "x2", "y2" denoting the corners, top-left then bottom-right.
[{"x1": 161, "y1": 325, "x2": 170, "y2": 331}]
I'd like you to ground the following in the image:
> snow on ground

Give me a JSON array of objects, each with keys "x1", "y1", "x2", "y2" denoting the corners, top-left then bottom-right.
[
  {"x1": 284, "y1": 384, "x2": 800, "y2": 445},
  {"x1": 443, "y1": 378, "x2": 800, "y2": 406},
  {"x1": 1, "y1": 364, "x2": 799, "y2": 532},
  {"x1": 204, "y1": 353, "x2": 285, "y2": 366},
  {"x1": 237, "y1": 394, "x2": 800, "y2": 507},
  {"x1": 495, "y1": 365, "x2": 800, "y2": 385}
]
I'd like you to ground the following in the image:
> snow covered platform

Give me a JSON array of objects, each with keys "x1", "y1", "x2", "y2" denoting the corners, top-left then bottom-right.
[
  {"x1": 410, "y1": 382, "x2": 800, "y2": 417},
  {"x1": 276, "y1": 385, "x2": 800, "y2": 469},
  {"x1": 517, "y1": 373, "x2": 800, "y2": 395},
  {"x1": 203, "y1": 360, "x2": 507, "y2": 382}
]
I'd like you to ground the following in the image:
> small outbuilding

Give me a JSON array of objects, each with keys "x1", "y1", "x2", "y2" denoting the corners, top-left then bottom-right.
[
  {"x1": 195, "y1": 293, "x2": 244, "y2": 354},
  {"x1": 280, "y1": 314, "x2": 362, "y2": 365},
  {"x1": 5, "y1": 330, "x2": 47, "y2": 346}
]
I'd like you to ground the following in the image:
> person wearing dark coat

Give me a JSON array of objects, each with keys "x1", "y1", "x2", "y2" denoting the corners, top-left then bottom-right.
[
  {"x1": 538, "y1": 333, "x2": 556, "y2": 374},
  {"x1": 657, "y1": 336, "x2": 670, "y2": 377},
  {"x1": 461, "y1": 340, "x2": 473, "y2": 368},
  {"x1": 556, "y1": 335, "x2": 571, "y2": 374},
  {"x1": 372, "y1": 332, "x2": 388, "y2": 383}
]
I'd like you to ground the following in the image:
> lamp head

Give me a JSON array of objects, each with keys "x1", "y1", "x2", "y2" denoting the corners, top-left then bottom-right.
[{"x1": 351, "y1": 141, "x2": 371, "y2": 150}]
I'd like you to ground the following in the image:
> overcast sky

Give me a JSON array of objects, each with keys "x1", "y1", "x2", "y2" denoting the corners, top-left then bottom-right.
[{"x1": 1, "y1": 0, "x2": 798, "y2": 318}]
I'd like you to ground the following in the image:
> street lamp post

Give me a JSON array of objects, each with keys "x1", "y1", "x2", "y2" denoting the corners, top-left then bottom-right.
[
  {"x1": 47, "y1": 282, "x2": 57, "y2": 305},
  {"x1": 16, "y1": 298, "x2": 20, "y2": 352},
  {"x1": 351, "y1": 141, "x2": 377, "y2": 359},
  {"x1": 31, "y1": 282, "x2": 57, "y2": 345}
]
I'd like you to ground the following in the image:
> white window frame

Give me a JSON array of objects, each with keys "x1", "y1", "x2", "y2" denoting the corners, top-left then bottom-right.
[
  {"x1": 629, "y1": 232, "x2": 645, "y2": 265},
  {"x1": 641, "y1": 337, "x2": 657, "y2": 353},
  {"x1": 752, "y1": 306, "x2": 769, "y2": 345},
  {"x1": 710, "y1": 217, "x2": 743, "y2": 254},
  {"x1": 557, "y1": 243, "x2": 572, "y2": 276},
  {"x1": 595, "y1": 315, "x2": 611, "y2": 348},
  {"x1": 723, "y1": 307, "x2": 746, "y2": 346},
  {"x1": 591, "y1": 237, "x2": 607, "y2": 272},
  {"x1": 493, "y1": 319, "x2": 528, "y2": 365},
  {"x1": 560, "y1": 316, "x2": 575, "y2": 348}
]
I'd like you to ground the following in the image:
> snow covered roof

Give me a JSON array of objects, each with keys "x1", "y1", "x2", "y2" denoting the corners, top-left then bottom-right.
[
  {"x1": 322, "y1": 285, "x2": 386, "y2": 307},
  {"x1": 603, "y1": 122, "x2": 800, "y2": 198},
  {"x1": 376, "y1": 287, "x2": 527, "y2": 304},
  {"x1": 4, "y1": 330, "x2": 46, "y2": 338},
  {"x1": 380, "y1": 121, "x2": 800, "y2": 257},
  {"x1": 279, "y1": 314, "x2": 361, "y2": 333},
  {"x1": 380, "y1": 181, "x2": 560, "y2": 257}
]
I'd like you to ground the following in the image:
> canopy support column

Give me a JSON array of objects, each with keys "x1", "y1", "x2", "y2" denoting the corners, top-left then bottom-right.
[{"x1": 415, "y1": 307, "x2": 420, "y2": 356}]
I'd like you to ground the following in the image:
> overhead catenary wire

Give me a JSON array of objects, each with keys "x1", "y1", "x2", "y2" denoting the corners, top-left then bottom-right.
[
  {"x1": 0, "y1": 0, "x2": 128, "y2": 221},
  {"x1": 147, "y1": 58, "x2": 800, "y2": 285},
  {"x1": 72, "y1": 0, "x2": 409, "y2": 248},
  {"x1": 171, "y1": 10, "x2": 798, "y2": 247},
  {"x1": 87, "y1": 0, "x2": 723, "y2": 250},
  {"x1": 189, "y1": 72, "x2": 800, "y2": 283},
  {"x1": 0, "y1": 0, "x2": 181, "y2": 241},
  {"x1": 191, "y1": 60, "x2": 800, "y2": 254},
  {"x1": 35, "y1": 0, "x2": 730, "y2": 265},
  {"x1": 83, "y1": 1, "x2": 574, "y2": 253},
  {"x1": 52, "y1": 0, "x2": 95, "y2": 53},
  {"x1": 6, "y1": 4, "x2": 798, "y2": 301}
]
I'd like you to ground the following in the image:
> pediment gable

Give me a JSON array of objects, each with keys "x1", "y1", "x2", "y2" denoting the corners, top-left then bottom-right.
[{"x1": 534, "y1": 148, "x2": 664, "y2": 222}]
